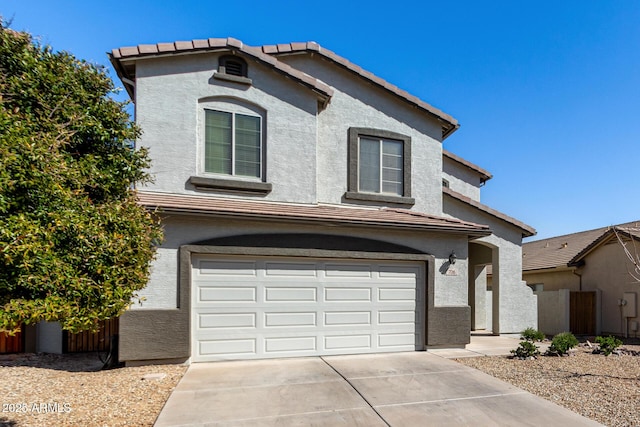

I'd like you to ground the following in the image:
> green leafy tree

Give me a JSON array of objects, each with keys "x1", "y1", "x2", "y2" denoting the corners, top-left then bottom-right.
[{"x1": 0, "y1": 24, "x2": 162, "y2": 333}]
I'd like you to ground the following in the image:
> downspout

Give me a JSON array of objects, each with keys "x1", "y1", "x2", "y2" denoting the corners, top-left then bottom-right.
[
  {"x1": 571, "y1": 261, "x2": 585, "y2": 291},
  {"x1": 572, "y1": 268, "x2": 583, "y2": 291}
]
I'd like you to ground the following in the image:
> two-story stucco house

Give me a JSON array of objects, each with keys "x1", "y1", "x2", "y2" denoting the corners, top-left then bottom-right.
[{"x1": 108, "y1": 38, "x2": 537, "y2": 364}]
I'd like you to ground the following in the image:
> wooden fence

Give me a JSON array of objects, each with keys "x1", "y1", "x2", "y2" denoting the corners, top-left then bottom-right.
[
  {"x1": 570, "y1": 291, "x2": 596, "y2": 335},
  {"x1": 0, "y1": 328, "x2": 24, "y2": 353},
  {"x1": 64, "y1": 317, "x2": 119, "y2": 353}
]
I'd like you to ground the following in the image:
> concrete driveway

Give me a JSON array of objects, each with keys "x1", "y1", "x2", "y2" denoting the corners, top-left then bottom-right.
[{"x1": 154, "y1": 351, "x2": 600, "y2": 426}]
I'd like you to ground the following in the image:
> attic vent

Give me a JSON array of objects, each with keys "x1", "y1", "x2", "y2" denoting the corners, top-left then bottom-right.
[{"x1": 219, "y1": 55, "x2": 248, "y2": 77}]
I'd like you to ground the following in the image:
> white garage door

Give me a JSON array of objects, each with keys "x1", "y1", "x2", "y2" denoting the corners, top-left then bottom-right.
[{"x1": 191, "y1": 255, "x2": 425, "y2": 362}]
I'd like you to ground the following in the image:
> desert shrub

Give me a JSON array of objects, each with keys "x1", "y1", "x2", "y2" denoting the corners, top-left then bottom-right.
[
  {"x1": 595, "y1": 336, "x2": 623, "y2": 356},
  {"x1": 546, "y1": 332, "x2": 579, "y2": 356},
  {"x1": 521, "y1": 327, "x2": 545, "y2": 342},
  {"x1": 511, "y1": 340, "x2": 540, "y2": 359}
]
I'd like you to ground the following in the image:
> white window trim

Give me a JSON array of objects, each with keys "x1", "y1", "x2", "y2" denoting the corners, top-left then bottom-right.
[{"x1": 357, "y1": 136, "x2": 404, "y2": 196}]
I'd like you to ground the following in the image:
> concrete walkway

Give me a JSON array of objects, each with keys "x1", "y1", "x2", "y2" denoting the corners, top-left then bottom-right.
[
  {"x1": 428, "y1": 333, "x2": 551, "y2": 358},
  {"x1": 154, "y1": 342, "x2": 599, "y2": 426}
]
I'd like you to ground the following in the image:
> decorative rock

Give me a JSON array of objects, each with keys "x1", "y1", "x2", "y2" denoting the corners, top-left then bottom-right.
[{"x1": 142, "y1": 373, "x2": 167, "y2": 381}]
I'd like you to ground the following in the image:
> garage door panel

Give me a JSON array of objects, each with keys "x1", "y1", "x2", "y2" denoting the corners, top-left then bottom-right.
[
  {"x1": 324, "y1": 334, "x2": 371, "y2": 350},
  {"x1": 378, "y1": 310, "x2": 415, "y2": 324},
  {"x1": 196, "y1": 260, "x2": 258, "y2": 276},
  {"x1": 265, "y1": 336, "x2": 316, "y2": 353},
  {"x1": 324, "y1": 287, "x2": 372, "y2": 301},
  {"x1": 324, "y1": 263, "x2": 373, "y2": 278},
  {"x1": 198, "y1": 313, "x2": 257, "y2": 329},
  {"x1": 265, "y1": 261, "x2": 317, "y2": 276},
  {"x1": 265, "y1": 287, "x2": 317, "y2": 302},
  {"x1": 378, "y1": 288, "x2": 416, "y2": 301},
  {"x1": 200, "y1": 338, "x2": 256, "y2": 356},
  {"x1": 378, "y1": 265, "x2": 421, "y2": 278},
  {"x1": 199, "y1": 286, "x2": 257, "y2": 303},
  {"x1": 324, "y1": 311, "x2": 371, "y2": 326},
  {"x1": 264, "y1": 312, "x2": 317, "y2": 327},
  {"x1": 192, "y1": 255, "x2": 424, "y2": 362},
  {"x1": 378, "y1": 333, "x2": 416, "y2": 347}
]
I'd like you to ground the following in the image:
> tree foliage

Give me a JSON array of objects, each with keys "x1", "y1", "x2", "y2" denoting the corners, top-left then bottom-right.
[{"x1": 0, "y1": 24, "x2": 162, "y2": 333}]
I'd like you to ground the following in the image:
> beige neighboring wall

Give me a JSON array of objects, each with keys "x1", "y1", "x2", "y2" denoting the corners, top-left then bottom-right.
[
  {"x1": 579, "y1": 240, "x2": 639, "y2": 335},
  {"x1": 522, "y1": 269, "x2": 581, "y2": 292}
]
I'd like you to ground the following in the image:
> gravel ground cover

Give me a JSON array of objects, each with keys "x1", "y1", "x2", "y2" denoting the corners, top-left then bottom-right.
[
  {"x1": 455, "y1": 340, "x2": 640, "y2": 427},
  {"x1": 0, "y1": 353, "x2": 186, "y2": 427}
]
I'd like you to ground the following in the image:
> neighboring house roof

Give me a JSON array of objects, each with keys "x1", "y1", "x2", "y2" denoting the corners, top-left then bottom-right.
[
  {"x1": 442, "y1": 150, "x2": 492, "y2": 183},
  {"x1": 137, "y1": 191, "x2": 492, "y2": 237},
  {"x1": 109, "y1": 38, "x2": 458, "y2": 139},
  {"x1": 442, "y1": 187, "x2": 536, "y2": 238},
  {"x1": 522, "y1": 221, "x2": 640, "y2": 271}
]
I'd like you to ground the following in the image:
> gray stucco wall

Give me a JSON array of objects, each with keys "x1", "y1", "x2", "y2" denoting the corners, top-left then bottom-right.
[
  {"x1": 443, "y1": 196, "x2": 537, "y2": 334},
  {"x1": 442, "y1": 156, "x2": 481, "y2": 201},
  {"x1": 278, "y1": 55, "x2": 445, "y2": 215},
  {"x1": 120, "y1": 214, "x2": 473, "y2": 361},
  {"x1": 134, "y1": 53, "x2": 319, "y2": 204},
  {"x1": 119, "y1": 48, "x2": 534, "y2": 362}
]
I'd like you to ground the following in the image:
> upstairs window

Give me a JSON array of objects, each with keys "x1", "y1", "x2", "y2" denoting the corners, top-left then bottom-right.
[
  {"x1": 345, "y1": 128, "x2": 414, "y2": 205},
  {"x1": 359, "y1": 136, "x2": 404, "y2": 195},
  {"x1": 205, "y1": 109, "x2": 262, "y2": 178}
]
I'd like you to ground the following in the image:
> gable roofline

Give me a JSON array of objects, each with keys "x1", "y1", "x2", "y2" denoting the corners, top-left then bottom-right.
[
  {"x1": 522, "y1": 221, "x2": 640, "y2": 271},
  {"x1": 137, "y1": 191, "x2": 492, "y2": 237},
  {"x1": 263, "y1": 42, "x2": 459, "y2": 140},
  {"x1": 442, "y1": 150, "x2": 492, "y2": 183},
  {"x1": 108, "y1": 37, "x2": 334, "y2": 103},
  {"x1": 443, "y1": 187, "x2": 536, "y2": 238},
  {"x1": 568, "y1": 225, "x2": 640, "y2": 267}
]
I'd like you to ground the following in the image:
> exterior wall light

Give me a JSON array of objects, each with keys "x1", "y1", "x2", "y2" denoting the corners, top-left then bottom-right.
[{"x1": 449, "y1": 251, "x2": 457, "y2": 265}]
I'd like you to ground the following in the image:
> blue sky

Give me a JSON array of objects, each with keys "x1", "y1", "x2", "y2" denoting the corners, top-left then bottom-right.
[{"x1": 4, "y1": 1, "x2": 639, "y2": 241}]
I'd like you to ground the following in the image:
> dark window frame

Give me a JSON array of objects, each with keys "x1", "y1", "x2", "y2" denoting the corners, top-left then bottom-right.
[{"x1": 345, "y1": 127, "x2": 414, "y2": 205}]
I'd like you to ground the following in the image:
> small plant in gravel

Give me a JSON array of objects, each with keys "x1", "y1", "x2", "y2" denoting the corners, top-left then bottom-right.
[
  {"x1": 521, "y1": 327, "x2": 545, "y2": 342},
  {"x1": 546, "y1": 332, "x2": 579, "y2": 356},
  {"x1": 595, "y1": 335, "x2": 623, "y2": 356},
  {"x1": 511, "y1": 340, "x2": 541, "y2": 359}
]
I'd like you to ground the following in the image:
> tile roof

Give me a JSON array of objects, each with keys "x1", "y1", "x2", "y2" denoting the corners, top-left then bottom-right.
[
  {"x1": 137, "y1": 191, "x2": 492, "y2": 236},
  {"x1": 109, "y1": 38, "x2": 458, "y2": 139},
  {"x1": 109, "y1": 38, "x2": 333, "y2": 102},
  {"x1": 522, "y1": 221, "x2": 640, "y2": 271},
  {"x1": 262, "y1": 42, "x2": 459, "y2": 139},
  {"x1": 442, "y1": 187, "x2": 536, "y2": 237},
  {"x1": 443, "y1": 150, "x2": 492, "y2": 183}
]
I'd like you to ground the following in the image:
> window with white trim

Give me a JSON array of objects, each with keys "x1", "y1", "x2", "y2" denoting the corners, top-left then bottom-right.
[
  {"x1": 359, "y1": 136, "x2": 404, "y2": 195},
  {"x1": 204, "y1": 109, "x2": 262, "y2": 178},
  {"x1": 345, "y1": 127, "x2": 414, "y2": 205}
]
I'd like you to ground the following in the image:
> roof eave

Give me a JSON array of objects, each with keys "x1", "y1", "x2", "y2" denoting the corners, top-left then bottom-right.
[
  {"x1": 109, "y1": 40, "x2": 334, "y2": 105},
  {"x1": 443, "y1": 187, "x2": 536, "y2": 238},
  {"x1": 146, "y1": 205, "x2": 492, "y2": 237}
]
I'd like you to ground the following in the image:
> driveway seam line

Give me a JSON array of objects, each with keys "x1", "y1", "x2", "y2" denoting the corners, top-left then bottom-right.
[
  {"x1": 320, "y1": 356, "x2": 391, "y2": 427},
  {"x1": 173, "y1": 378, "x2": 343, "y2": 392},
  {"x1": 348, "y1": 368, "x2": 469, "y2": 379},
  {"x1": 374, "y1": 391, "x2": 529, "y2": 408}
]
